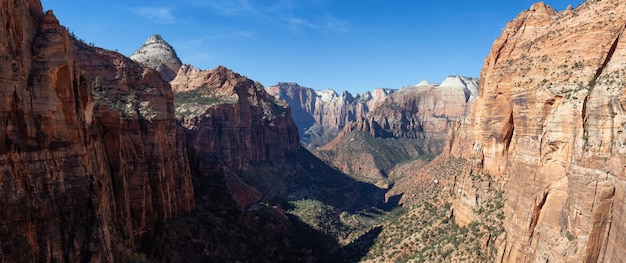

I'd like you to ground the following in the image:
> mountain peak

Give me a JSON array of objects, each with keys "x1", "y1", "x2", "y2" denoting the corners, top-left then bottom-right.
[
  {"x1": 416, "y1": 80, "x2": 432, "y2": 87},
  {"x1": 438, "y1": 76, "x2": 479, "y2": 101},
  {"x1": 130, "y1": 34, "x2": 182, "y2": 81},
  {"x1": 145, "y1": 33, "x2": 165, "y2": 44}
]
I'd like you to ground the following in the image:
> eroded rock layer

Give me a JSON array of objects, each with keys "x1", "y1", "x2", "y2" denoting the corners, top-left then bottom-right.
[
  {"x1": 266, "y1": 82, "x2": 394, "y2": 149},
  {"x1": 316, "y1": 76, "x2": 478, "y2": 184},
  {"x1": 444, "y1": 2, "x2": 626, "y2": 262},
  {"x1": 366, "y1": 76, "x2": 478, "y2": 147},
  {"x1": 171, "y1": 65, "x2": 300, "y2": 206},
  {"x1": 0, "y1": 1, "x2": 193, "y2": 261}
]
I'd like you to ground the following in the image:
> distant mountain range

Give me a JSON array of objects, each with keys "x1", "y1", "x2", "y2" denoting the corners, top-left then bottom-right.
[{"x1": 266, "y1": 76, "x2": 478, "y2": 149}]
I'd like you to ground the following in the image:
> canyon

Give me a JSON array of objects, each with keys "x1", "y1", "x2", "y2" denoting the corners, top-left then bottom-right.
[
  {"x1": 268, "y1": 77, "x2": 479, "y2": 185},
  {"x1": 266, "y1": 82, "x2": 395, "y2": 149},
  {"x1": 2, "y1": 0, "x2": 626, "y2": 262},
  {"x1": 0, "y1": 1, "x2": 384, "y2": 261},
  {"x1": 266, "y1": 77, "x2": 478, "y2": 151}
]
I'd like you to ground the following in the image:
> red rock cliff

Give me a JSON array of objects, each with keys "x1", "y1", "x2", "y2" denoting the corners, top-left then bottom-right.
[
  {"x1": 0, "y1": 1, "x2": 193, "y2": 261},
  {"x1": 445, "y1": 2, "x2": 626, "y2": 262},
  {"x1": 266, "y1": 82, "x2": 394, "y2": 149},
  {"x1": 367, "y1": 76, "x2": 477, "y2": 148},
  {"x1": 172, "y1": 65, "x2": 300, "y2": 206}
]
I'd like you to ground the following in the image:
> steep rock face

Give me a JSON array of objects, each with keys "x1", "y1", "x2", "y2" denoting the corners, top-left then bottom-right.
[
  {"x1": 316, "y1": 126, "x2": 428, "y2": 187},
  {"x1": 316, "y1": 76, "x2": 478, "y2": 183},
  {"x1": 130, "y1": 34, "x2": 182, "y2": 82},
  {"x1": 445, "y1": 2, "x2": 626, "y2": 262},
  {"x1": 0, "y1": 2, "x2": 193, "y2": 261},
  {"x1": 264, "y1": 82, "x2": 316, "y2": 137},
  {"x1": 367, "y1": 76, "x2": 478, "y2": 146},
  {"x1": 266, "y1": 82, "x2": 394, "y2": 148},
  {"x1": 172, "y1": 66, "x2": 300, "y2": 206}
]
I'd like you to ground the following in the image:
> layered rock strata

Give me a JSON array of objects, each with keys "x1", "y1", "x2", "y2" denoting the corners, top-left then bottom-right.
[
  {"x1": 365, "y1": 76, "x2": 478, "y2": 147},
  {"x1": 0, "y1": 2, "x2": 193, "y2": 261},
  {"x1": 443, "y1": 2, "x2": 626, "y2": 262},
  {"x1": 266, "y1": 82, "x2": 394, "y2": 148},
  {"x1": 316, "y1": 76, "x2": 478, "y2": 183},
  {"x1": 267, "y1": 76, "x2": 478, "y2": 151},
  {"x1": 171, "y1": 65, "x2": 300, "y2": 206}
]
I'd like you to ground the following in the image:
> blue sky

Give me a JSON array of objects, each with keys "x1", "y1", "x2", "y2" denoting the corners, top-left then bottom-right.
[{"x1": 41, "y1": 0, "x2": 584, "y2": 94}]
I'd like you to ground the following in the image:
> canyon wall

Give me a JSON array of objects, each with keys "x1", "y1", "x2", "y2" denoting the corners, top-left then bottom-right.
[
  {"x1": 171, "y1": 65, "x2": 300, "y2": 206},
  {"x1": 445, "y1": 2, "x2": 626, "y2": 262},
  {"x1": 315, "y1": 76, "x2": 478, "y2": 184},
  {"x1": 0, "y1": 1, "x2": 193, "y2": 261},
  {"x1": 366, "y1": 76, "x2": 478, "y2": 149},
  {"x1": 172, "y1": 65, "x2": 300, "y2": 168},
  {"x1": 266, "y1": 82, "x2": 394, "y2": 148},
  {"x1": 267, "y1": 77, "x2": 477, "y2": 151}
]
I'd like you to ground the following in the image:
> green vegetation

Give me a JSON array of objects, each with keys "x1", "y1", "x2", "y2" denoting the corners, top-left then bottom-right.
[
  {"x1": 314, "y1": 130, "x2": 438, "y2": 184},
  {"x1": 91, "y1": 76, "x2": 157, "y2": 119},
  {"x1": 284, "y1": 198, "x2": 410, "y2": 247},
  {"x1": 286, "y1": 199, "x2": 348, "y2": 237},
  {"x1": 587, "y1": 76, "x2": 597, "y2": 91},
  {"x1": 338, "y1": 165, "x2": 506, "y2": 263},
  {"x1": 173, "y1": 88, "x2": 226, "y2": 105},
  {"x1": 173, "y1": 87, "x2": 236, "y2": 118}
]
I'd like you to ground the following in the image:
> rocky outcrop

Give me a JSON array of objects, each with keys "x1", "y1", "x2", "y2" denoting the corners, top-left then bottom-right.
[
  {"x1": 266, "y1": 77, "x2": 477, "y2": 151},
  {"x1": 315, "y1": 76, "x2": 478, "y2": 184},
  {"x1": 130, "y1": 34, "x2": 182, "y2": 81},
  {"x1": 172, "y1": 66, "x2": 300, "y2": 206},
  {"x1": 265, "y1": 82, "x2": 317, "y2": 137},
  {"x1": 366, "y1": 76, "x2": 478, "y2": 145},
  {"x1": 0, "y1": 2, "x2": 193, "y2": 261},
  {"x1": 443, "y1": 2, "x2": 626, "y2": 262},
  {"x1": 316, "y1": 126, "x2": 428, "y2": 187},
  {"x1": 266, "y1": 82, "x2": 394, "y2": 148}
]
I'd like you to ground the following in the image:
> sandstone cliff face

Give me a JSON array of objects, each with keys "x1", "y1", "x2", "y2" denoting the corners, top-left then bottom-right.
[
  {"x1": 0, "y1": 2, "x2": 193, "y2": 261},
  {"x1": 367, "y1": 76, "x2": 478, "y2": 145},
  {"x1": 130, "y1": 34, "x2": 182, "y2": 82},
  {"x1": 444, "y1": 2, "x2": 626, "y2": 262},
  {"x1": 316, "y1": 76, "x2": 478, "y2": 184},
  {"x1": 265, "y1": 82, "x2": 317, "y2": 137},
  {"x1": 268, "y1": 78, "x2": 476, "y2": 184},
  {"x1": 172, "y1": 65, "x2": 300, "y2": 206},
  {"x1": 266, "y1": 82, "x2": 394, "y2": 148}
]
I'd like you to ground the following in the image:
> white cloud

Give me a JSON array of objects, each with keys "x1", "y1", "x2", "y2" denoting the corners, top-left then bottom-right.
[
  {"x1": 189, "y1": 30, "x2": 259, "y2": 44},
  {"x1": 183, "y1": 0, "x2": 349, "y2": 33},
  {"x1": 319, "y1": 15, "x2": 349, "y2": 33},
  {"x1": 186, "y1": 0, "x2": 262, "y2": 17},
  {"x1": 134, "y1": 7, "x2": 175, "y2": 24},
  {"x1": 283, "y1": 14, "x2": 348, "y2": 33}
]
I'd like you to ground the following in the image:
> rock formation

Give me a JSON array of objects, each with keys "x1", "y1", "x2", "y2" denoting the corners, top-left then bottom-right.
[
  {"x1": 439, "y1": 2, "x2": 626, "y2": 262},
  {"x1": 267, "y1": 77, "x2": 477, "y2": 152},
  {"x1": 266, "y1": 82, "x2": 394, "y2": 148},
  {"x1": 171, "y1": 65, "x2": 301, "y2": 206},
  {"x1": 366, "y1": 76, "x2": 478, "y2": 142},
  {"x1": 0, "y1": 2, "x2": 193, "y2": 261},
  {"x1": 18, "y1": 0, "x2": 626, "y2": 261},
  {"x1": 316, "y1": 76, "x2": 478, "y2": 184},
  {"x1": 172, "y1": 65, "x2": 300, "y2": 165},
  {"x1": 130, "y1": 34, "x2": 182, "y2": 81},
  {"x1": 0, "y1": 3, "x2": 376, "y2": 260}
]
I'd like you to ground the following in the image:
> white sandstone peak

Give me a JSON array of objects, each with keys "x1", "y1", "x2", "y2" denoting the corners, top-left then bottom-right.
[{"x1": 130, "y1": 34, "x2": 182, "y2": 81}]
